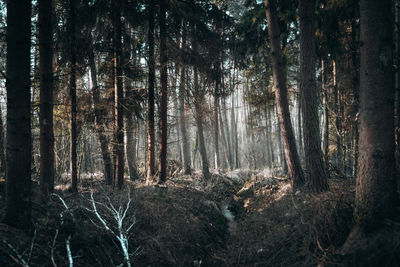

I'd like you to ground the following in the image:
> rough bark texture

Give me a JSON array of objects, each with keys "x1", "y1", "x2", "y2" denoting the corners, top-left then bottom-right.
[
  {"x1": 113, "y1": 0, "x2": 124, "y2": 189},
  {"x1": 147, "y1": 0, "x2": 156, "y2": 183},
  {"x1": 39, "y1": 0, "x2": 55, "y2": 198},
  {"x1": 3, "y1": 0, "x2": 32, "y2": 229},
  {"x1": 354, "y1": 0, "x2": 399, "y2": 232},
  {"x1": 158, "y1": 0, "x2": 168, "y2": 183},
  {"x1": 299, "y1": 0, "x2": 329, "y2": 192},
  {"x1": 89, "y1": 48, "x2": 113, "y2": 185},
  {"x1": 69, "y1": 0, "x2": 78, "y2": 192},
  {"x1": 264, "y1": 0, "x2": 304, "y2": 189}
]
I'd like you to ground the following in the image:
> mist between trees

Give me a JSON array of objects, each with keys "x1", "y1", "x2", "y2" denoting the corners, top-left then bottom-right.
[{"x1": 0, "y1": 0, "x2": 399, "y2": 266}]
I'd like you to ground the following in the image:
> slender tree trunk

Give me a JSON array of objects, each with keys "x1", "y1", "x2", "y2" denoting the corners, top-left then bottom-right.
[
  {"x1": 89, "y1": 48, "x2": 113, "y2": 184},
  {"x1": 147, "y1": 0, "x2": 156, "y2": 183},
  {"x1": 113, "y1": 0, "x2": 124, "y2": 189},
  {"x1": 322, "y1": 59, "x2": 330, "y2": 171},
  {"x1": 265, "y1": 0, "x2": 304, "y2": 189},
  {"x1": 222, "y1": 98, "x2": 233, "y2": 170},
  {"x1": 193, "y1": 69, "x2": 210, "y2": 179},
  {"x1": 214, "y1": 82, "x2": 220, "y2": 169},
  {"x1": 333, "y1": 60, "x2": 342, "y2": 173},
  {"x1": 353, "y1": 0, "x2": 399, "y2": 232},
  {"x1": 178, "y1": 22, "x2": 191, "y2": 174},
  {"x1": 39, "y1": 0, "x2": 55, "y2": 198},
  {"x1": 232, "y1": 94, "x2": 239, "y2": 169},
  {"x1": 0, "y1": 104, "x2": 5, "y2": 175},
  {"x1": 158, "y1": 0, "x2": 168, "y2": 183},
  {"x1": 69, "y1": 0, "x2": 78, "y2": 192},
  {"x1": 299, "y1": 0, "x2": 328, "y2": 192},
  {"x1": 219, "y1": 105, "x2": 230, "y2": 169},
  {"x1": 3, "y1": 0, "x2": 32, "y2": 230},
  {"x1": 396, "y1": 0, "x2": 400, "y2": 192},
  {"x1": 297, "y1": 91, "x2": 304, "y2": 160},
  {"x1": 125, "y1": 114, "x2": 139, "y2": 181},
  {"x1": 125, "y1": 80, "x2": 139, "y2": 181}
]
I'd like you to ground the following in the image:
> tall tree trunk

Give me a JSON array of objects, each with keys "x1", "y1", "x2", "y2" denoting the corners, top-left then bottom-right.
[
  {"x1": 113, "y1": 0, "x2": 124, "y2": 189},
  {"x1": 39, "y1": 0, "x2": 55, "y2": 198},
  {"x1": 222, "y1": 98, "x2": 233, "y2": 170},
  {"x1": 333, "y1": 60, "x2": 342, "y2": 173},
  {"x1": 322, "y1": 59, "x2": 330, "y2": 171},
  {"x1": 396, "y1": 0, "x2": 400, "y2": 192},
  {"x1": 69, "y1": 0, "x2": 78, "y2": 192},
  {"x1": 0, "y1": 104, "x2": 5, "y2": 175},
  {"x1": 88, "y1": 47, "x2": 113, "y2": 185},
  {"x1": 158, "y1": 0, "x2": 168, "y2": 183},
  {"x1": 214, "y1": 82, "x2": 220, "y2": 169},
  {"x1": 178, "y1": 22, "x2": 191, "y2": 174},
  {"x1": 265, "y1": 0, "x2": 304, "y2": 189},
  {"x1": 147, "y1": 0, "x2": 156, "y2": 183},
  {"x1": 297, "y1": 91, "x2": 304, "y2": 160},
  {"x1": 299, "y1": 0, "x2": 328, "y2": 192},
  {"x1": 3, "y1": 0, "x2": 32, "y2": 230},
  {"x1": 124, "y1": 32, "x2": 139, "y2": 182},
  {"x1": 125, "y1": 80, "x2": 139, "y2": 181},
  {"x1": 353, "y1": 0, "x2": 399, "y2": 232},
  {"x1": 232, "y1": 93, "x2": 239, "y2": 169},
  {"x1": 194, "y1": 69, "x2": 210, "y2": 179}
]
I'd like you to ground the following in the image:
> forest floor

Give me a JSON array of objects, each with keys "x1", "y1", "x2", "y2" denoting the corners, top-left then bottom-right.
[{"x1": 0, "y1": 162, "x2": 399, "y2": 266}]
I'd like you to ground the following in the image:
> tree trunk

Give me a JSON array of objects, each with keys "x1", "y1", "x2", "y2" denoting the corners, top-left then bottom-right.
[
  {"x1": 147, "y1": 0, "x2": 156, "y2": 183},
  {"x1": 3, "y1": 0, "x2": 32, "y2": 230},
  {"x1": 178, "y1": 22, "x2": 191, "y2": 175},
  {"x1": 333, "y1": 60, "x2": 342, "y2": 173},
  {"x1": 265, "y1": 0, "x2": 304, "y2": 189},
  {"x1": 214, "y1": 83, "x2": 220, "y2": 169},
  {"x1": 113, "y1": 0, "x2": 124, "y2": 189},
  {"x1": 299, "y1": 0, "x2": 329, "y2": 192},
  {"x1": 88, "y1": 47, "x2": 113, "y2": 185},
  {"x1": 353, "y1": 0, "x2": 399, "y2": 232},
  {"x1": 322, "y1": 59, "x2": 330, "y2": 171},
  {"x1": 0, "y1": 104, "x2": 5, "y2": 175},
  {"x1": 69, "y1": 0, "x2": 78, "y2": 192},
  {"x1": 158, "y1": 0, "x2": 168, "y2": 183},
  {"x1": 193, "y1": 69, "x2": 210, "y2": 180},
  {"x1": 39, "y1": 0, "x2": 55, "y2": 198}
]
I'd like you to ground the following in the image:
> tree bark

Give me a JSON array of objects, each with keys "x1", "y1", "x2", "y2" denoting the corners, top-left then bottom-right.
[
  {"x1": 265, "y1": 0, "x2": 304, "y2": 189},
  {"x1": 299, "y1": 0, "x2": 329, "y2": 192},
  {"x1": 3, "y1": 0, "x2": 32, "y2": 230},
  {"x1": 39, "y1": 0, "x2": 55, "y2": 198},
  {"x1": 69, "y1": 0, "x2": 78, "y2": 192},
  {"x1": 147, "y1": 0, "x2": 156, "y2": 183},
  {"x1": 113, "y1": 0, "x2": 124, "y2": 189},
  {"x1": 354, "y1": 0, "x2": 399, "y2": 232},
  {"x1": 158, "y1": 0, "x2": 168, "y2": 183}
]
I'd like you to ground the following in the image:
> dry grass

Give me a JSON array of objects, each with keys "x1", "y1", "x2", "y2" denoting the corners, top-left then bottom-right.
[{"x1": 0, "y1": 167, "x2": 398, "y2": 266}]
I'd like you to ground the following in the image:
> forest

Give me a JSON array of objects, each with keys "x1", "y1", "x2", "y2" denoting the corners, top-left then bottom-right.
[{"x1": 0, "y1": 0, "x2": 399, "y2": 266}]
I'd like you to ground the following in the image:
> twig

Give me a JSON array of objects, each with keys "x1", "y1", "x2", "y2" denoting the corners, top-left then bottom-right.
[
  {"x1": 0, "y1": 237, "x2": 29, "y2": 266},
  {"x1": 51, "y1": 229, "x2": 59, "y2": 267}
]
